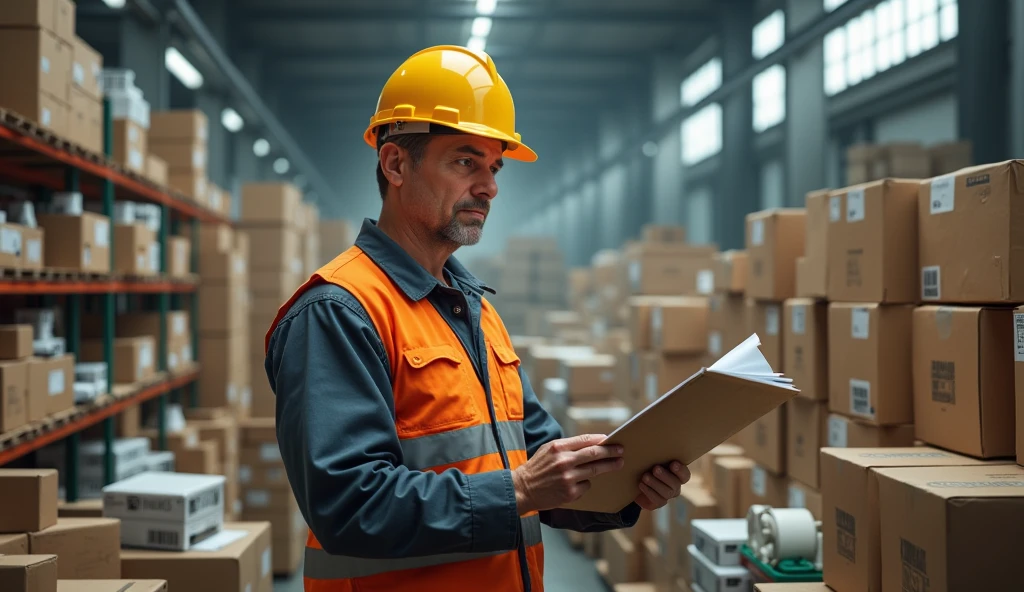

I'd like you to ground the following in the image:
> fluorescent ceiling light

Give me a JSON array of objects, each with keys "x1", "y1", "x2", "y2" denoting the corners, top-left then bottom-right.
[
  {"x1": 253, "y1": 138, "x2": 270, "y2": 157},
  {"x1": 221, "y1": 107, "x2": 244, "y2": 132},
  {"x1": 472, "y1": 17, "x2": 493, "y2": 37},
  {"x1": 476, "y1": 0, "x2": 497, "y2": 15},
  {"x1": 273, "y1": 158, "x2": 290, "y2": 174},
  {"x1": 102, "y1": 0, "x2": 126, "y2": 7},
  {"x1": 165, "y1": 47, "x2": 203, "y2": 90},
  {"x1": 467, "y1": 36, "x2": 487, "y2": 52}
]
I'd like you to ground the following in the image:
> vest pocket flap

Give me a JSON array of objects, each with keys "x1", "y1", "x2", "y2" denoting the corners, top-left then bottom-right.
[
  {"x1": 491, "y1": 343, "x2": 521, "y2": 367},
  {"x1": 403, "y1": 345, "x2": 463, "y2": 369}
]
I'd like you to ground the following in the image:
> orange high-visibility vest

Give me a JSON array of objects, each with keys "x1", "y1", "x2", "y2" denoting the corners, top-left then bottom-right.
[{"x1": 265, "y1": 246, "x2": 544, "y2": 592}]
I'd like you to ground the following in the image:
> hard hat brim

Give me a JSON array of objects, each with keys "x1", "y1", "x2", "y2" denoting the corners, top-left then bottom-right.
[{"x1": 365, "y1": 118, "x2": 537, "y2": 163}]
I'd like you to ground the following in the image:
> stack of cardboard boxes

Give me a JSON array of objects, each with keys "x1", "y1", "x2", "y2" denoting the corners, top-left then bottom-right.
[
  {"x1": 317, "y1": 217, "x2": 355, "y2": 267},
  {"x1": 494, "y1": 237, "x2": 567, "y2": 336},
  {"x1": 186, "y1": 409, "x2": 241, "y2": 521},
  {"x1": 0, "y1": 203, "x2": 45, "y2": 272},
  {"x1": 37, "y1": 196, "x2": 112, "y2": 275},
  {"x1": 149, "y1": 110, "x2": 209, "y2": 205},
  {"x1": 81, "y1": 310, "x2": 192, "y2": 382},
  {"x1": 845, "y1": 140, "x2": 972, "y2": 185},
  {"x1": 239, "y1": 182, "x2": 304, "y2": 418}
]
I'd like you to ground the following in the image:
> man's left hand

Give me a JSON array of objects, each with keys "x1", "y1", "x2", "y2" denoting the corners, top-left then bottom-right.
[{"x1": 634, "y1": 462, "x2": 690, "y2": 511}]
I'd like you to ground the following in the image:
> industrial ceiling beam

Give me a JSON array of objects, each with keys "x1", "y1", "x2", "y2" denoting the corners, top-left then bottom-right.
[{"x1": 256, "y1": 46, "x2": 662, "y2": 62}]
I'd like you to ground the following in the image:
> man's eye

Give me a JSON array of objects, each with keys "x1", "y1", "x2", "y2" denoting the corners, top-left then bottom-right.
[
  {"x1": 458, "y1": 158, "x2": 473, "y2": 167},
  {"x1": 490, "y1": 167, "x2": 499, "y2": 175}
]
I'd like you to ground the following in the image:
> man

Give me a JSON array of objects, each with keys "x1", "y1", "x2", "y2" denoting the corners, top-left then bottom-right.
[{"x1": 264, "y1": 46, "x2": 690, "y2": 592}]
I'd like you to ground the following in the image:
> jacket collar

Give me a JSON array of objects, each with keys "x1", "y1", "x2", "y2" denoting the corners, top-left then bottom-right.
[{"x1": 353, "y1": 218, "x2": 494, "y2": 301}]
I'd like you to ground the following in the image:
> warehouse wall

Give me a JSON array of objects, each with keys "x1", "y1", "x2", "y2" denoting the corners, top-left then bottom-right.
[
  {"x1": 785, "y1": 0, "x2": 828, "y2": 202},
  {"x1": 873, "y1": 94, "x2": 959, "y2": 146}
]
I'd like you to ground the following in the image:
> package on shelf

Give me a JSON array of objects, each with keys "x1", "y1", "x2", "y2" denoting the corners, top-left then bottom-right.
[
  {"x1": 0, "y1": 468, "x2": 59, "y2": 532},
  {"x1": 734, "y1": 404, "x2": 785, "y2": 476},
  {"x1": 744, "y1": 299, "x2": 783, "y2": 371},
  {"x1": 786, "y1": 396, "x2": 828, "y2": 489},
  {"x1": 37, "y1": 436, "x2": 150, "y2": 478},
  {"x1": 113, "y1": 223, "x2": 158, "y2": 276},
  {"x1": 15, "y1": 308, "x2": 57, "y2": 340},
  {"x1": 79, "y1": 336, "x2": 156, "y2": 385},
  {"x1": 624, "y1": 241, "x2": 717, "y2": 296},
  {"x1": 688, "y1": 542, "x2": 750, "y2": 592},
  {"x1": 742, "y1": 463, "x2": 789, "y2": 511},
  {"x1": 36, "y1": 211, "x2": 111, "y2": 273},
  {"x1": 168, "y1": 236, "x2": 191, "y2": 278},
  {"x1": 0, "y1": 27, "x2": 71, "y2": 136},
  {"x1": 0, "y1": 325, "x2": 33, "y2": 360},
  {"x1": 28, "y1": 354, "x2": 74, "y2": 417},
  {"x1": 149, "y1": 109, "x2": 208, "y2": 145},
  {"x1": 103, "y1": 472, "x2": 225, "y2": 551},
  {"x1": 72, "y1": 36, "x2": 102, "y2": 98},
  {"x1": 745, "y1": 208, "x2": 806, "y2": 301},
  {"x1": 151, "y1": 142, "x2": 206, "y2": 173},
  {"x1": 168, "y1": 169, "x2": 207, "y2": 204},
  {"x1": 782, "y1": 298, "x2": 827, "y2": 402},
  {"x1": 825, "y1": 413, "x2": 914, "y2": 448},
  {"x1": 0, "y1": 359, "x2": 29, "y2": 432},
  {"x1": 799, "y1": 189, "x2": 831, "y2": 299},
  {"x1": 711, "y1": 250, "x2": 747, "y2": 295},
  {"x1": 50, "y1": 191, "x2": 84, "y2": 215},
  {"x1": 0, "y1": 219, "x2": 23, "y2": 268},
  {"x1": 0, "y1": 555, "x2": 58, "y2": 590},
  {"x1": 145, "y1": 154, "x2": 169, "y2": 186},
  {"x1": 69, "y1": 82, "x2": 103, "y2": 153},
  {"x1": 111, "y1": 115, "x2": 148, "y2": 175},
  {"x1": 650, "y1": 297, "x2": 709, "y2": 354},
  {"x1": 712, "y1": 456, "x2": 755, "y2": 519}
]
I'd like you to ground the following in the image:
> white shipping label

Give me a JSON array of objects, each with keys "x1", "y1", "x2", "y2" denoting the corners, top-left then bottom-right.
[
  {"x1": 645, "y1": 373, "x2": 658, "y2": 402},
  {"x1": 291, "y1": 258, "x2": 302, "y2": 274},
  {"x1": 765, "y1": 306, "x2": 780, "y2": 336},
  {"x1": 174, "y1": 315, "x2": 186, "y2": 336},
  {"x1": 1014, "y1": 313, "x2": 1024, "y2": 362},
  {"x1": 95, "y1": 220, "x2": 110, "y2": 247},
  {"x1": 751, "y1": 219, "x2": 765, "y2": 246},
  {"x1": 26, "y1": 239, "x2": 41, "y2": 263},
  {"x1": 82, "y1": 245, "x2": 91, "y2": 267},
  {"x1": 185, "y1": 432, "x2": 198, "y2": 447},
  {"x1": 149, "y1": 244, "x2": 159, "y2": 271},
  {"x1": 228, "y1": 384, "x2": 238, "y2": 402},
  {"x1": 48, "y1": 369, "x2": 65, "y2": 396},
  {"x1": 262, "y1": 548, "x2": 272, "y2": 577},
  {"x1": 922, "y1": 266, "x2": 941, "y2": 300},
  {"x1": 791, "y1": 305, "x2": 807, "y2": 335},
  {"x1": 193, "y1": 149, "x2": 204, "y2": 169},
  {"x1": 246, "y1": 490, "x2": 270, "y2": 508},
  {"x1": 828, "y1": 416, "x2": 848, "y2": 447},
  {"x1": 0, "y1": 228, "x2": 21, "y2": 255},
  {"x1": 929, "y1": 175, "x2": 956, "y2": 215},
  {"x1": 129, "y1": 126, "x2": 139, "y2": 142},
  {"x1": 846, "y1": 188, "x2": 866, "y2": 222},
  {"x1": 136, "y1": 254, "x2": 145, "y2": 269},
  {"x1": 829, "y1": 196, "x2": 842, "y2": 222},
  {"x1": 851, "y1": 308, "x2": 870, "y2": 340},
  {"x1": 238, "y1": 465, "x2": 252, "y2": 484},
  {"x1": 168, "y1": 352, "x2": 178, "y2": 370},
  {"x1": 261, "y1": 443, "x2": 281, "y2": 462},
  {"x1": 628, "y1": 261, "x2": 641, "y2": 290},
  {"x1": 696, "y1": 270, "x2": 714, "y2": 295},
  {"x1": 849, "y1": 379, "x2": 873, "y2": 418},
  {"x1": 233, "y1": 255, "x2": 245, "y2": 275},
  {"x1": 73, "y1": 62, "x2": 85, "y2": 84},
  {"x1": 655, "y1": 506, "x2": 670, "y2": 535},
  {"x1": 140, "y1": 343, "x2": 153, "y2": 368},
  {"x1": 182, "y1": 345, "x2": 193, "y2": 362},
  {"x1": 751, "y1": 466, "x2": 767, "y2": 497},
  {"x1": 708, "y1": 331, "x2": 722, "y2": 356},
  {"x1": 788, "y1": 485, "x2": 806, "y2": 509},
  {"x1": 651, "y1": 307, "x2": 663, "y2": 346},
  {"x1": 130, "y1": 149, "x2": 144, "y2": 170},
  {"x1": 41, "y1": 56, "x2": 50, "y2": 74}
]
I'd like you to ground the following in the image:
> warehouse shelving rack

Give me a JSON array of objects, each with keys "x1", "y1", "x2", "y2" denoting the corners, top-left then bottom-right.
[{"x1": 0, "y1": 99, "x2": 224, "y2": 501}]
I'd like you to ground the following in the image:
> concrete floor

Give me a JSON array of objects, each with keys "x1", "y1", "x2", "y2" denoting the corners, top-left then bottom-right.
[{"x1": 272, "y1": 525, "x2": 608, "y2": 592}]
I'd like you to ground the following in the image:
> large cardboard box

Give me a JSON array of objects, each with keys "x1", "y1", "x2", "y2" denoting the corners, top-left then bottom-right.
[
  {"x1": 745, "y1": 299, "x2": 783, "y2": 371},
  {"x1": 741, "y1": 405, "x2": 786, "y2": 475},
  {"x1": 783, "y1": 299, "x2": 827, "y2": 401},
  {"x1": 1016, "y1": 306, "x2": 1024, "y2": 465},
  {"x1": 113, "y1": 224, "x2": 157, "y2": 276},
  {"x1": 71, "y1": 36, "x2": 102, "y2": 100},
  {"x1": 68, "y1": 87, "x2": 101, "y2": 153},
  {"x1": 603, "y1": 529, "x2": 644, "y2": 585},
  {"x1": 787, "y1": 480, "x2": 823, "y2": 521},
  {"x1": 912, "y1": 306, "x2": 1016, "y2": 458},
  {"x1": 708, "y1": 294, "x2": 747, "y2": 358},
  {"x1": 146, "y1": 155, "x2": 169, "y2": 187},
  {"x1": 149, "y1": 110, "x2": 208, "y2": 144},
  {"x1": 198, "y1": 249, "x2": 246, "y2": 283},
  {"x1": 112, "y1": 119, "x2": 147, "y2": 175},
  {"x1": 713, "y1": 456, "x2": 754, "y2": 519},
  {"x1": 560, "y1": 356, "x2": 615, "y2": 403},
  {"x1": 241, "y1": 183, "x2": 302, "y2": 227},
  {"x1": 28, "y1": 518, "x2": 120, "y2": 579},
  {"x1": 741, "y1": 464, "x2": 789, "y2": 511},
  {"x1": 820, "y1": 447, "x2": 996, "y2": 592},
  {"x1": 198, "y1": 282, "x2": 248, "y2": 336},
  {"x1": 826, "y1": 413, "x2": 916, "y2": 448},
  {"x1": 0, "y1": 223, "x2": 25, "y2": 268},
  {"x1": 0, "y1": 533, "x2": 28, "y2": 553},
  {"x1": 640, "y1": 352, "x2": 703, "y2": 408},
  {"x1": 827, "y1": 303, "x2": 914, "y2": 425},
  {"x1": 80, "y1": 337, "x2": 156, "y2": 385},
  {"x1": 827, "y1": 180, "x2": 920, "y2": 303},
  {"x1": 918, "y1": 160, "x2": 1024, "y2": 303},
  {"x1": 625, "y1": 243, "x2": 717, "y2": 296},
  {"x1": 168, "y1": 170, "x2": 206, "y2": 203},
  {"x1": 0, "y1": 360, "x2": 29, "y2": 432},
  {"x1": 0, "y1": 555, "x2": 58, "y2": 592},
  {"x1": 36, "y1": 213, "x2": 110, "y2": 273},
  {"x1": 667, "y1": 483, "x2": 717, "y2": 583},
  {"x1": 0, "y1": 27, "x2": 71, "y2": 101},
  {"x1": 149, "y1": 142, "x2": 206, "y2": 172},
  {"x1": 198, "y1": 335, "x2": 246, "y2": 409},
  {"x1": 800, "y1": 190, "x2": 830, "y2": 299},
  {"x1": 651, "y1": 298, "x2": 709, "y2": 354},
  {"x1": 241, "y1": 227, "x2": 301, "y2": 274},
  {"x1": 630, "y1": 296, "x2": 682, "y2": 351},
  {"x1": 0, "y1": 325, "x2": 33, "y2": 360},
  {"x1": 27, "y1": 354, "x2": 73, "y2": 417},
  {"x1": 875, "y1": 464, "x2": 1024, "y2": 592},
  {"x1": 0, "y1": 469, "x2": 58, "y2": 533},
  {"x1": 786, "y1": 397, "x2": 828, "y2": 489},
  {"x1": 745, "y1": 209, "x2": 806, "y2": 301},
  {"x1": 712, "y1": 250, "x2": 747, "y2": 294},
  {"x1": 697, "y1": 444, "x2": 744, "y2": 495}
]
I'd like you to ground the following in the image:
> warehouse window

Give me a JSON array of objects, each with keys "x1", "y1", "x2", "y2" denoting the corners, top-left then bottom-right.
[
  {"x1": 753, "y1": 65, "x2": 786, "y2": 132},
  {"x1": 680, "y1": 58, "x2": 722, "y2": 107},
  {"x1": 680, "y1": 103, "x2": 723, "y2": 165},
  {"x1": 824, "y1": 0, "x2": 850, "y2": 11},
  {"x1": 824, "y1": 0, "x2": 958, "y2": 96},
  {"x1": 752, "y1": 10, "x2": 785, "y2": 59}
]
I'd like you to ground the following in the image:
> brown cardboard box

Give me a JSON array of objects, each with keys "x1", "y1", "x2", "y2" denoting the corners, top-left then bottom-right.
[
  {"x1": 928, "y1": 140, "x2": 973, "y2": 176},
  {"x1": 642, "y1": 537, "x2": 671, "y2": 592},
  {"x1": 80, "y1": 337, "x2": 156, "y2": 385},
  {"x1": 872, "y1": 143, "x2": 932, "y2": 180},
  {"x1": 641, "y1": 224, "x2": 686, "y2": 243},
  {"x1": 561, "y1": 356, "x2": 615, "y2": 403},
  {"x1": 697, "y1": 444, "x2": 744, "y2": 495},
  {"x1": 712, "y1": 250, "x2": 747, "y2": 294},
  {"x1": 0, "y1": 469, "x2": 57, "y2": 533},
  {"x1": 0, "y1": 325, "x2": 33, "y2": 360},
  {"x1": 0, "y1": 555, "x2": 57, "y2": 592},
  {"x1": 0, "y1": 223, "x2": 24, "y2": 268},
  {"x1": 121, "y1": 522, "x2": 269, "y2": 592},
  {"x1": 827, "y1": 180, "x2": 919, "y2": 303},
  {"x1": 140, "y1": 427, "x2": 199, "y2": 457},
  {"x1": 640, "y1": 351, "x2": 703, "y2": 409},
  {"x1": 168, "y1": 236, "x2": 191, "y2": 278},
  {"x1": 20, "y1": 225, "x2": 44, "y2": 271},
  {"x1": 629, "y1": 296, "x2": 680, "y2": 351},
  {"x1": 199, "y1": 249, "x2": 246, "y2": 283},
  {"x1": 1016, "y1": 306, "x2": 1024, "y2": 465},
  {"x1": 742, "y1": 464, "x2": 788, "y2": 510},
  {"x1": 113, "y1": 224, "x2": 157, "y2": 276},
  {"x1": 148, "y1": 110, "x2": 208, "y2": 144},
  {"x1": 145, "y1": 155, "x2": 169, "y2": 187},
  {"x1": 250, "y1": 271, "x2": 300, "y2": 301},
  {"x1": 918, "y1": 160, "x2": 1024, "y2": 303},
  {"x1": 786, "y1": 397, "x2": 828, "y2": 488},
  {"x1": 29, "y1": 518, "x2": 120, "y2": 579},
  {"x1": 71, "y1": 36, "x2": 102, "y2": 100},
  {"x1": 625, "y1": 244, "x2": 717, "y2": 296},
  {"x1": 0, "y1": 89, "x2": 68, "y2": 137},
  {"x1": 198, "y1": 224, "x2": 234, "y2": 254},
  {"x1": 742, "y1": 405, "x2": 786, "y2": 475},
  {"x1": 0, "y1": 0, "x2": 57, "y2": 31},
  {"x1": 713, "y1": 456, "x2": 754, "y2": 518},
  {"x1": 53, "y1": 0, "x2": 74, "y2": 43},
  {"x1": 787, "y1": 480, "x2": 822, "y2": 520},
  {"x1": 820, "y1": 446, "x2": 995, "y2": 592},
  {"x1": 0, "y1": 27, "x2": 71, "y2": 101},
  {"x1": 846, "y1": 144, "x2": 880, "y2": 185},
  {"x1": 708, "y1": 294, "x2": 747, "y2": 358},
  {"x1": 828, "y1": 303, "x2": 914, "y2": 425},
  {"x1": 745, "y1": 209, "x2": 806, "y2": 301},
  {"x1": 69, "y1": 87, "x2": 101, "y2": 154},
  {"x1": 783, "y1": 299, "x2": 827, "y2": 401},
  {"x1": 198, "y1": 282, "x2": 247, "y2": 335},
  {"x1": 825, "y1": 413, "x2": 916, "y2": 448},
  {"x1": 57, "y1": 581, "x2": 167, "y2": 592},
  {"x1": 27, "y1": 355, "x2": 73, "y2": 417},
  {"x1": 190, "y1": 417, "x2": 238, "y2": 465},
  {"x1": 911, "y1": 306, "x2": 1016, "y2": 458},
  {"x1": 0, "y1": 533, "x2": 28, "y2": 553},
  {"x1": 745, "y1": 299, "x2": 783, "y2": 371},
  {"x1": 198, "y1": 335, "x2": 246, "y2": 409},
  {"x1": 241, "y1": 183, "x2": 302, "y2": 227},
  {"x1": 651, "y1": 297, "x2": 708, "y2": 354},
  {"x1": 168, "y1": 170, "x2": 206, "y2": 204},
  {"x1": 603, "y1": 529, "x2": 644, "y2": 585},
  {"x1": 0, "y1": 360, "x2": 29, "y2": 432},
  {"x1": 112, "y1": 119, "x2": 147, "y2": 175},
  {"x1": 801, "y1": 190, "x2": 830, "y2": 299},
  {"x1": 875, "y1": 464, "x2": 1024, "y2": 592},
  {"x1": 176, "y1": 441, "x2": 219, "y2": 475},
  {"x1": 668, "y1": 483, "x2": 717, "y2": 582},
  {"x1": 241, "y1": 227, "x2": 301, "y2": 273},
  {"x1": 149, "y1": 142, "x2": 206, "y2": 172},
  {"x1": 36, "y1": 213, "x2": 111, "y2": 273}
]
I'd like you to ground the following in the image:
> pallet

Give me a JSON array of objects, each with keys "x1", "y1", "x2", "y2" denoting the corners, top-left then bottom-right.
[
  {"x1": 0, "y1": 266, "x2": 111, "y2": 282},
  {"x1": 0, "y1": 405, "x2": 85, "y2": 450}
]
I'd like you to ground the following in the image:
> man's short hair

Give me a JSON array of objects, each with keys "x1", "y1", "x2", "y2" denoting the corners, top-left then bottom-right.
[{"x1": 376, "y1": 134, "x2": 434, "y2": 200}]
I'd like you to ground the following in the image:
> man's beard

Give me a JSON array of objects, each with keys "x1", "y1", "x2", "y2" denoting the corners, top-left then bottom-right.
[{"x1": 439, "y1": 199, "x2": 489, "y2": 246}]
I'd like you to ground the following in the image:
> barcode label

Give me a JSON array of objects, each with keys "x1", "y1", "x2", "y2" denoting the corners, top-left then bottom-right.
[
  {"x1": 930, "y1": 175, "x2": 955, "y2": 214},
  {"x1": 1014, "y1": 313, "x2": 1024, "y2": 362},
  {"x1": 751, "y1": 219, "x2": 765, "y2": 246},
  {"x1": 791, "y1": 305, "x2": 807, "y2": 335},
  {"x1": 751, "y1": 467, "x2": 767, "y2": 497},
  {"x1": 829, "y1": 196, "x2": 842, "y2": 222},
  {"x1": 765, "y1": 306, "x2": 780, "y2": 336},
  {"x1": 828, "y1": 416, "x2": 848, "y2": 447},
  {"x1": 696, "y1": 270, "x2": 714, "y2": 295},
  {"x1": 788, "y1": 485, "x2": 806, "y2": 508},
  {"x1": 849, "y1": 379, "x2": 873, "y2": 418},
  {"x1": 922, "y1": 266, "x2": 941, "y2": 300},
  {"x1": 851, "y1": 308, "x2": 870, "y2": 340},
  {"x1": 147, "y1": 529, "x2": 180, "y2": 548},
  {"x1": 846, "y1": 189, "x2": 866, "y2": 222}
]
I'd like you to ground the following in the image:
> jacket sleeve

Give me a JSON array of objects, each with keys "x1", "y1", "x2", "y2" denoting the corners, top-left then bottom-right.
[
  {"x1": 518, "y1": 366, "x2": 643, "y2": 532},
  {"x1": 266, "y1": 286, "x2": 521, "y2": 558}
]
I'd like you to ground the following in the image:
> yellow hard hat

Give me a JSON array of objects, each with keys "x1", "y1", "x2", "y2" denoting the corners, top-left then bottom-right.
[{"x1": 364, "y1": 45, "x2": 537, "y2": 162}]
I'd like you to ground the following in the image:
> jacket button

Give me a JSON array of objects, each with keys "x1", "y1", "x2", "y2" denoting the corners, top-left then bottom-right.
[
  {"x1": 453, "y1": 306, "x2": 463, "y2": 315},
  {"x1": 412, "y1": 356, "x2": 422, "y2": 364}
]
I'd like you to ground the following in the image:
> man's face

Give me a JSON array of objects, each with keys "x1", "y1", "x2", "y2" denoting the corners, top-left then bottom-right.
[{"x1": 400, "y1": 134, "x2": 504, "y2": 246}]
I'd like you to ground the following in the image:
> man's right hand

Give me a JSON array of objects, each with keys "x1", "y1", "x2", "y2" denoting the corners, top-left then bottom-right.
[{"x1": 511, "y1": 434, "x2": 625, "y2": 514}]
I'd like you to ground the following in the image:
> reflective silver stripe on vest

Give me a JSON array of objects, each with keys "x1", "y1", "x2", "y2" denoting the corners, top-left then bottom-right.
[
  {"x1": 304, "y1": 514, "x2": 543, "y2": 580},
  {"x1": 400, "y1": 421, "x2": 526, "y2": 470}
]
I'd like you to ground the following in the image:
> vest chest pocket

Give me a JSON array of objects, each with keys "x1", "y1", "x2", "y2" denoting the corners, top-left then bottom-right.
[
  {"x1": 490, "y1": 343, "x2": 525, "y2": 420},
  {"x1": 395, "y1": 345, "x2": 479, "y2": 435}
]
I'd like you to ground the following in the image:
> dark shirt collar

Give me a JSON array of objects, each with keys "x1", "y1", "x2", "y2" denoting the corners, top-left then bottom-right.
[{"x1": 353, "y1": 218, "x2": 494, "y2": 301}]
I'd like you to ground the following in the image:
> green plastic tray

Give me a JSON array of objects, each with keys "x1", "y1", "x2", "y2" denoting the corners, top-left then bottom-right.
[{"x1": 740, "y1": 544, "x2": 824, "y2": 583}]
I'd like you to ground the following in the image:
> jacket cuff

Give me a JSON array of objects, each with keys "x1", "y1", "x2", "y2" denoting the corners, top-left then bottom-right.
[{"x1": 467, "y1": 469, "x2": 519, "y2": 553}]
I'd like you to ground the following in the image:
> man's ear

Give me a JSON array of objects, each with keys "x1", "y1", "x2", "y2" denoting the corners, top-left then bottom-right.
[{"x1": 379, "y1": 143, "x2": 405, "y2": 190}]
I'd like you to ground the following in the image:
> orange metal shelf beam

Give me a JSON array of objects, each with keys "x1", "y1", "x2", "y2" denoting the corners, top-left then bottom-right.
[
  {"x1": 0, "y1": 279, "x2": 199, "y2": 295},
  {"x1": 0, "y1": 370, "x2": 199, "y2": 466}
]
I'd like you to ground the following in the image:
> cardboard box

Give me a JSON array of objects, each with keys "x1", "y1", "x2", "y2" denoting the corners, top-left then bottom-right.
[
  {"x1": 145, "y1": 155, "x2": 169, "y2": 187},
  {"x1": 640, "y1": 352, "x2": 704, "y2": 408},
  {"x1": 846, "y1": 144, "x2": 880, "y2": 185},
  {"x1": 0, "y1": 27, "x2": 71, "y2": 101},
  {"x1": 0, "y1": 360, "x2": 29, "y2": 432},
  {"x1": 199, "y1": 249, "x2": 247, "y2": 283},
  {"x1": 713, "y1": 456, "x2": 754, "y2": 519},
  {"x1": 667, "y1": 483, "x2": 717, "y2": 582},
  {"x1": 928, "y1": 140, "x2": 973, "y2": 176},
  {"x1": 912, "y1": 306, "x2": 1016, "y2": 458},
  {"x1": 745, "y1": 209, "x2": 806, "y2": 301},
  {"x1": 603, "y1": 529, "x2": 644, "y2": 585},
  {"x1": 27, "y1": 354, "x2": 73, "y2": 417},
  {"x1": 630, "y1": 296, "x2": 681, "y2": 351},
  {"x1": 0, "y1": 469, "x2": 57, "y2": 533},
  {"x1": 103, "y1": 472, "x2": 224, "y2": 548},
  {"x1": 0, "y1": 555, "x2": 57, "y2": 592},
  {"x1": 0, "y1": 0, "x2": 60, "y2": 31},
  {"x1": 741, "y1": 405, "x2": 786, "y2": 475},
  {"x1": 57, "y1": 499, "x2": 103, "y2": 519},
  {"x1": 800, "y1": 190, "x2": 830, "y2": 299},
  {"x1": 1016, "y1": 306, "x2": 1024, "y2": 465},
  {"x1": 786, "y1": 397, "x2": 827, "y2": 488},
  {"x1": 168, "y1": 236, "x2": 191, "y2": 278},
  {"x1": 651, "y1": 298, "x2": 709, "y2": 354},
  {"x1": 820, "y1": 446, "x2": 996, "y2": 592},
  {"x1": 176, "y1": 441, "x2": 219, "y2": 475},
  {"x1": 708, "y1": 294, "x2": 747, "y2": 358},
  {"x1": 198, "y1": 335, "x2": 246, "y2": 408},
  {"x1": 742, "y1": 464, "x2": 788, "y2": 511},
  {"x1": 80, "y1": 337, "x2": 155, "y2": 385},
  {"x1": 625, "y1": 244, "x2": 717, "y2": 296},
  {"x1": 20, "y1": 226, "x2": 44, "y2": 270},
  {"x1": 641, "y1": 224, "x2": 686, "y2": 243},
  {"x1": 113, "y1": 224, "x2": 157, "y2": 276},
  {"x1": 0, "y1": 533, "x2": 28, "y2": 553},
  {"x1": 712, "y1": 250, "x2": 747, "y2": 294},
  {"x1": 112, "y1": 119, "x2": 147, "y2": 174},
  {"x1": 782, "y1": 299, "x2": 827, "y2": 403},
  {"x1": 0, "y1": 325, "x2": 33, "y2": 360},
  {"x1": 0, "y1": 223, "x2": 24, "y2": 268},
  {"x1": 827, "y1": 180, "x2": 919, "y2": 303},
  {"x1": 875, "y1": 464, "x2": 1024, "y2": 592},
  {"x1": 560, "y1": 356, "x2": 615, "y2": 403},
  {"x1": 36, "y1": 213, "x2": 111, "y2": 273},
  {"x1": 872, "y1": 143, "x2": 932, "y2": 180},
  {"x1": 189, "y1": 418, "x2": 238, "y2": 465},
  {"x1": 826, "y1": 413, "x2": 916, "y2": 448},
  {"x1": 697, "y1": 444, "x2": 744, "y2": 495},
  {"x1": 28, "y1": 518, "x2": 120, "y2": 579},
  {"x1": 787, "y1": 480, "x2": 822, "y2": 521},
  {"x1": 241, "y1": 183, "x2": 302, "y2": 227},
  {"x1": 167, "y1": 170, "x2": 206, "y2": 203},
  {"x1": 828, "y1": 303, "x2": 914, "y2": 425},
  {"x1": 240, "y1": 227, "x2": 301, "y2": 273},
  {"x1": 148, "y1": 110, "x2": 208, "y2": 144},
  {"x1": 149, "y1": 142, "x2": 206, "y2": 172},
  {"x1": 745, "y1": 299, "x2": 783, "y2": 371},
  {"x1": 68, "y1": 87, "x2": 101, "y2": 153},
  {"x1": 198, "y1": 282, "x2": 248, "y2": 336},
  {"x1": 918, "y1": 160, "x2": 1024, "y2": 303},
  {"x1": 71, "y1": 36, "x2": 102, "y2": 100},
  {"x1": 57, "y1": 582, "x2": 167, "y2": 592}
]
